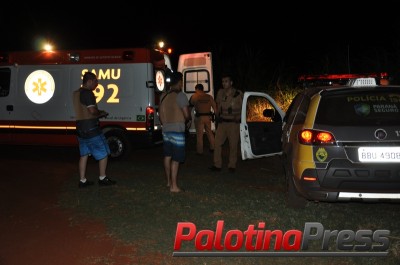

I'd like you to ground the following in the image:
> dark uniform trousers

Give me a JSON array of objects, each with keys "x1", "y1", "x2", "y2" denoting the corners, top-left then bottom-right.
[
  {"x1": 213, "y1": 121, "x2": 240, "y2": 169},
  {"x1": 194, "y1": 115, "x2": 214, "y2": 154}
]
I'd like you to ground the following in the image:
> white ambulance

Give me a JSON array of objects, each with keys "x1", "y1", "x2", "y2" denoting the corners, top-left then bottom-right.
[
  {"x1": 0, "y1": 47, "x2": 181, "y2": 159},
  {"x1": 0, "y1": 48, "x2": 215, "y2": 158}
]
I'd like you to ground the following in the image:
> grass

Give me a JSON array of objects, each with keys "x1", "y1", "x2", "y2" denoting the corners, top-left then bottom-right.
[{"x1": 59, "y1": 136, "x2": 400, "y2": 265}]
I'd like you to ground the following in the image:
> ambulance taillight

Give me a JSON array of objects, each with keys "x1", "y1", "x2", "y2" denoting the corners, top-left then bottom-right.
[{"x1": 146, "y1": 107, "x2": 155, "y2": 131}]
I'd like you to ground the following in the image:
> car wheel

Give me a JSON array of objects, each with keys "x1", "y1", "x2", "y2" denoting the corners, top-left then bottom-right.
[
  {"x1": 105, "y1": 129, "x2": 131, "y2": 160},
  {"x1": 287, "y1": 176, "x2": 307, "y2": 208}
]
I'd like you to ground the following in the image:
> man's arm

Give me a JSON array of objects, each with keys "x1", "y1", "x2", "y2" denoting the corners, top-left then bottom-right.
[
  {"x1": 82, "y1": 91, "x2": 108, "y2": 118},
  {"x1": 233, "y1": 91, "x2": 244, "y2": 122},
  {"x1": 188, "y1": 95, "x2": 195, "y2": 114},
  {"x1": 177, "y1": 92, "x2": 191, "y2": 122},
  {"x1": 182, "y1": 106, "x2": 190, "y2": 121},
  {"x1": 211, "y1": 96, "x2": 218, "y2": 116},
  {"x1": 87, "y1": 106, "x2": 108, "y2": 118}
]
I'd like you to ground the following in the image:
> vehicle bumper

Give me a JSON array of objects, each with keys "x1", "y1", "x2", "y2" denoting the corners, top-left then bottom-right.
[{"x1": 295, "y1": 162, "x2": 400, "y2": 202}]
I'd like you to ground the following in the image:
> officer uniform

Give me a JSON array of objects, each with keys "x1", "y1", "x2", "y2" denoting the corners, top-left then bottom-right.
[
  {"x1": 189, "y1": 90, "x2": 217, "y2": 154},
  {"x1": 213, "y1": 87, "x2": 243, "y2": 170}
]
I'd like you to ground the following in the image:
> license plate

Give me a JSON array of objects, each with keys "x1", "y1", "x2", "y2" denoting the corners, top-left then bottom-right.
[{"x1": 358, "y1": 147, "x2": 400, "y2": 162}]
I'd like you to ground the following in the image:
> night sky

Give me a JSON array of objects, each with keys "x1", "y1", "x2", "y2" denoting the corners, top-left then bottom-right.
[{"x1": 2, "y1": 3, "x2": 400, "y2": 84}]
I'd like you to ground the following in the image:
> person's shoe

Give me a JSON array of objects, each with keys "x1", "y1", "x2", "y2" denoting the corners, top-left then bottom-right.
[
  {"x1": 228, "y1": 168, "x2": 236, "y2": 173},
  {"x1": 98, "y1": 177, "x2": 117, "y2": 186},
  {"x1": 79, "y1": 180, "x2": 94, "y2": 188},
  {"x1": 209, "y1": 149, "x2": 214, "y2": 153},
  {"x1": 209, "y1": 166, "x2": 221, "y2": 172}
]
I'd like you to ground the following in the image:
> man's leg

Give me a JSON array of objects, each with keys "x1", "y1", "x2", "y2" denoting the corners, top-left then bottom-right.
[
  {"x1": 204, "y1": 119, "x2": 215, "y2": 151},
  {"x1": 99, "y1": 156, "x2": 108, "y2": 177},
  {"x1": 227, "y1": 123, "x2": 240, "y2": 169},
  {"x1": 213, "y1": 123, "x2": 227, "y2": 168},
  {"x1": 170, "y1": 160, "x2": 181, "y2": 192},
  {"x1": 195, "y1": 118, "x2": 204, "y2": 154},
  {"x1": 164, "y1": 156, "x2": 172, "y2": 187},
  {"x1": 79, "y1": 155, "x2": 89, "y2": 181}
]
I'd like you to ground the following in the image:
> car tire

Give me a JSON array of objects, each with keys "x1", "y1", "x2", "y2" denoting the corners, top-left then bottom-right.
[
  {"x1": 287, "y1": 176, "x2": 307, "y2": 208},
  {"x1": 104, "y1": 129, "x2": 131, "y2": 160}
]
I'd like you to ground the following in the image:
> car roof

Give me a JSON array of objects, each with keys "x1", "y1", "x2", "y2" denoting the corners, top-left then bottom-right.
[{"x1": 302, "y1": 84, "x2": 400, "y2": 98}]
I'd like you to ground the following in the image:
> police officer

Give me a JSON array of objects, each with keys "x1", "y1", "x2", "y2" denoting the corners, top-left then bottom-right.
[
  {"x1": 189, "y1": 83, "x2": 218, "y2": 155},
  {"x1": 210, "y1": 74, "x2": 243, "y2": 173}
]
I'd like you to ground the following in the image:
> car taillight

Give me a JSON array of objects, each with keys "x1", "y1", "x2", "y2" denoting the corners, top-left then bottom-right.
[
  {"x1": 298, "y1": 129, "x2": 336, "y2": 145},
  {"x1": 146, "y1": 106, "x2": 154, "y2": 131}
]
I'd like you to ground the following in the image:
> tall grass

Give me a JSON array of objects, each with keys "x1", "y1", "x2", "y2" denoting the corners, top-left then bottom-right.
[
  {"x1": 59, "y1": 140, "x2": 400, "y2": 265},
  {"x1": 246, "y1": 84, "x2": 303, "y2": 122}
]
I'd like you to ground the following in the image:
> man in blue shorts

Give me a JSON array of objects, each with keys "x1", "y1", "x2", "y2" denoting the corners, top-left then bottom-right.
[
  {"x1": 72, "y1": 72, "x2": 116, "y2": 188},
  {"x1": 159, "y1": 72, "x2": 190, "y2": 192}
]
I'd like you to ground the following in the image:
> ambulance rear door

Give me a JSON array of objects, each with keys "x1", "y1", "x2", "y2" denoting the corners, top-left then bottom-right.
[
  {"x1": 9, "y1": 65, "x2": 70, "y2": 145},
  {"x1": 177, "y1": 52, "x2": 214, "y2": 133}
]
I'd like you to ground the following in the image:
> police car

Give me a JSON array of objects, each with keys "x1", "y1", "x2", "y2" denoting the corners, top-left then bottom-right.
[{"x1": 240, "y1": 78, "x2": 400, "y2": 207}]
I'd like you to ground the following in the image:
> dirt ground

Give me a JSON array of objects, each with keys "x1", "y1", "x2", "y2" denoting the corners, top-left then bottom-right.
[
  {"x1": 0, "y1": 145, "x2": 140, "y2": 265},
  {"x1": 0, "y1": 135, "x2": 283, "y2": 265}
]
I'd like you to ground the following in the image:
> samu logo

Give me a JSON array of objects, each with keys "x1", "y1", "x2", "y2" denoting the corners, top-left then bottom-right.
[{"x1": 24, "y1": 70, "x2": 55, "y2": 104}]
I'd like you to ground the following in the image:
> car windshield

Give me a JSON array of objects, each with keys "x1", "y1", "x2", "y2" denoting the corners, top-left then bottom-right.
[{"x1": 315, "y1": 89, "x2": 400, "y2": 126}]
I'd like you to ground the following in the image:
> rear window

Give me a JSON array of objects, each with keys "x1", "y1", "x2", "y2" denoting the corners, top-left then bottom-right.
[{"x1": 315, "y1": 89, "x2": 400, "y2": 126}]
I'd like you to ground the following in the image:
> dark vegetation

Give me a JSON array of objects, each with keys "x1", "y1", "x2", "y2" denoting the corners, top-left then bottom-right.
[{"x1": 207, "y1": 40, "x2": 400, "y2": 109}]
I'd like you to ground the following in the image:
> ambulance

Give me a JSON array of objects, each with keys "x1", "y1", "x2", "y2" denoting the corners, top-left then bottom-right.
[{"x1": 0, "y1": 48, "x2": 212, "y2": 159}]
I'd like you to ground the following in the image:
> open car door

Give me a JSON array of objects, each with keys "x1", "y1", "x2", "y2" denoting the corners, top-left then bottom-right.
[{"x1": 240, "y1": 92, "x2": 285, "y2": 160}]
